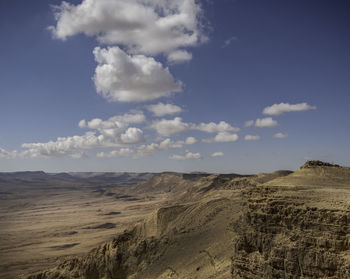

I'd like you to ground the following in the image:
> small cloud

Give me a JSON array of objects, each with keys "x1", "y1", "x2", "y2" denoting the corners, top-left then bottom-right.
[
  {"x1": 185, "y1": 137, "x2": 197, "y2": 145},
  {"x1": 167, "y1": 50, "x2": 192, "y2": 63},
  {"x1": 97, "y1": 148, "x2": 134, "y2": 158},
  {"x1": 203, "y1": 132, "x2": 239, "y2": 143},
  {"x1": 222, "y1": 36, "x2": 238, "y2": 48},
  {"x1": 120, "y1": 128, "x2": 144, "y2": 144},
  {"x1": 150, "y1": 118, "x2": 240, "y2": 137},
  {"x1": 244, "y1": 135, "x2": 261, "y2": 141},
  {"x1": 71, "y1": 152, "x2": 88, "y2": 159},
  {"x1": 211, "y1": 152, "x2": 224, "y2": 157},
  {"x1": 170, "y1": 151, "x2": 201, "y2": 160},
  {"x1": 244, "y1": 120, "x2": 254, "y2": 127},
  {"x1": 146, "y1": 102, "x2": 182, "y2": 117},
  {"x1": 263, "y1": 102, "x2": 316, "y2": 115},
  {"x1": 194, "y1": 121, "x2": 240, "y2": 133},
  {"x1": 78, "y1": 119, "x2": 87, "y2": 128},
  {"x1": 150, "y1": 117, "x2": 190, "y2": 137},
  {"x1": 137, "y1": 137, "x2": 195, "y2": 157},
  {"x1": 255, "y1": 117, "x2": 278, "y2": 128},
  {"x1": 273, "y1": 132, "x2": 288, "y2": 139}
]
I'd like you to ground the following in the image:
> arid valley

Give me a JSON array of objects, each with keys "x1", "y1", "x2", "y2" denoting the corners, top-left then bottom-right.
[
  {"x1": 1, "y1": 0, "x2": 350, "y2": 278},
  {"x1": 1, "y1": 161, "x2": 350, "y2": 279}
]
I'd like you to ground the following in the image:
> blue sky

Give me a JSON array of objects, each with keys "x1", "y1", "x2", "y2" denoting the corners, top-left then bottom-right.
[{"x1": 0, "y1": 0, "x2": 349, "y2": 173}]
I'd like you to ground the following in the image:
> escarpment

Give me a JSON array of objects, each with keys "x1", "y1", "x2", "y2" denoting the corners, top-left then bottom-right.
[{"x1": 232, "y1": 185, "x2": 350, "y2": 278}]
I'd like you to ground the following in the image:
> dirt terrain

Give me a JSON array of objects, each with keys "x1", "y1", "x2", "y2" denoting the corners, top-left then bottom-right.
[
  {"x1": 0, "y1": 172, "x2": 162, "y2": 278},
  {"x1": 1, "y1": 161, "x2": 350, "y2": 279}
]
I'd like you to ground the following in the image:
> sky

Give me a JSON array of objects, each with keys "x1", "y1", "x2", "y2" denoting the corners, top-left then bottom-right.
[{"x1": 0, "y1": 0, "x2": 349, "y2": 173}]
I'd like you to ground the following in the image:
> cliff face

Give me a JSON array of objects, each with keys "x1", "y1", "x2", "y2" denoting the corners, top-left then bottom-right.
[{"x1": 232, "y1": 185, "x2": 350, "y2": 279}]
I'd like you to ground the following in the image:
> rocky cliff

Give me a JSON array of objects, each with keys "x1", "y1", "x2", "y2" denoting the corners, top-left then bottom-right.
[{"x1": 232, "y1": 185, "x2": 350, "y2": 278}]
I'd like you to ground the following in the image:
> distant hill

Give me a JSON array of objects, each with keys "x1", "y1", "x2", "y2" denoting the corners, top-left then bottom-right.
[{"x1": 264, "y1": 160, "x2": 350, "y2": 187}]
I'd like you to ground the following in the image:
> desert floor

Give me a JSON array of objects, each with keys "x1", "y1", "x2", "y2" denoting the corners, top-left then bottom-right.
[{"x1": 0, "y1": 181, "x2": 168, "y2": 279}]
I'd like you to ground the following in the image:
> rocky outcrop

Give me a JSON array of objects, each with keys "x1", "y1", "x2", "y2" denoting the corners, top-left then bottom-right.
[
  {"x1": 301, "y1": 160, "x2": 340, "y2": 169},
  {"x1": 231, "y1": 186, "x2": 350, "y2": 279}
]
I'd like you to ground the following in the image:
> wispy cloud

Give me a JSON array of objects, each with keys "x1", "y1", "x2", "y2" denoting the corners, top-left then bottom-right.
[
  {"x1": 222, "y1": 36, "x2": 238, "y2": 48},
  {"x1": 244, "y1": 135, "x2": 261, "y2": 141},
  {"x1": 170, "y1": 151, "x2": 201, "y2": 160},
  {"x1": 203, "y1": 132, "x2": 239, "y2": 143},
  {"x1": 97, "y1": 148, "x2": 134, "y2": 158},
  {"x1": 263, "y1": 102, "x2": 316, "y2": 115},
  {"x1": 244, "y1": 120, "x2": 254, "y2": 127},
  {"x1": 211, "y1": 151, "x2": 224, "y2": 157},
  {"x1": 137, "y1": 137, "x2": 197, "y2": 157},
  {"x1": 0, "y1": 148, "x2": 16, "y2": 159},
  {"x1": 273, "y1": 132, "x2": 288, "y2": 139}
]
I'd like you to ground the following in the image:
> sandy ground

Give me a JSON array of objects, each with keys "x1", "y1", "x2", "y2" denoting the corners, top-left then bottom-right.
[{"x1": 0, "y1": 181, "x2": 169, "y2": 279}]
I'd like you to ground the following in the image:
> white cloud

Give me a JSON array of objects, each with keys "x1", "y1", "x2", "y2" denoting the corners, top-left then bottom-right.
[
  {"x1": 97, "y1": 148, "x2": 133, "y2": 158},
  {"x1": 113, "y1": 111, "x2": 146, "y2": 124},
  {"x1": 120, "y1": 128, "x2": 144, "y2": 144},
  {"x1": 78, "y1": 119, "x2": 87, "y2": 128},
  {"x1": 93, "y1": 47, "x2": 182, "y2": 102},
  {"x1": 244, "y1": 120, "x2": 254, "y2": 127},
  {"x1": 195, "y1": 121, "x2": 240, "y2": 133},
  {"x1": 146, "y1": 102, "x2": 182, "y2": 117},
  {"x1": 244, "y1": 135, "x2": 261, "y2": 141},
  {"x1": 150, "y1": 118, "x2": 240, "y2": 137},
  {"x1": 80, "y1": 111, "x2": 145, "y2": 131},
  {"x1": 273, "y1": 132, "x2": 288, "y2": 139},
  {"x1": 159, "y1": 138, "x2": 184, "y2": 149},
  {"x1": 263, "y1": 102, "x2": 316, "y2": 115},
  {"x1": 137, "y1": 138, "x2": 182, "y2": 157},
  {"x1": 169, "y1": 151, "x2": 201, "y2": 160},
  {"x1": 22, "y1": 132, "x2": 101, "y2": 158},
  {"x1": 255, "y1": 117, "x2": 278, "y2": 128},
  {"x1": 167, "y1": 50, "x2": 193, "y2": 63},
  {"x1": 185, "y1": 136, "x2": 197, "y2": 145},
  {"x1": 214, "y1": 132, "x2": 239, "y2": 142},
  {"x1": 137, "y1": 136, "x2": 197, "y2": 157},
  {"x1": 150, "y1": 117, "x2": 190, "y2": 136},
  {"x1": 21, "y1": 112, "x2": 146, "y2": 158},
  {"x1": 204, "y1": 132, "x2": 239, "y2": 143},
  {"x1": 211, "y1": 152, "x2": 224, "y2": 157},
  {"x1": 22, "y1": 130, "x2": 144, "y2": 159},
  {"x1": 50, "y1": 0, "x2": 205, "y2": 59}
]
